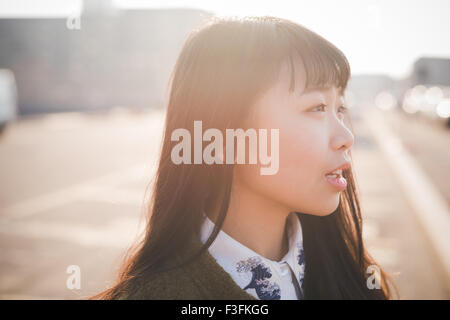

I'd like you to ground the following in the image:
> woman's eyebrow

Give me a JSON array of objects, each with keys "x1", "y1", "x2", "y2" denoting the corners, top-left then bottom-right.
[
  {"x1": 300, "y1": 86, "x2": 345, "y2": 101},
  {"x1": 300, "y1": 85, "x2": 344, "y2": 94},
  {"x1": 300, "y1": 86, "x2": 324, "y2": 94}
]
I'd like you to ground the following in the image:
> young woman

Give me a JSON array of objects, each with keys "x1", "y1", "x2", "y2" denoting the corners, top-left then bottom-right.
[{"x1": 92, "y1": 15, "x2": 397, "y2": 300}]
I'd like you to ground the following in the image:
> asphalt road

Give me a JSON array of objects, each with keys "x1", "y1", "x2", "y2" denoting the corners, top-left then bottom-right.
[{"x1": 0, "y1": 107, "x2": 448, "y2": 299}]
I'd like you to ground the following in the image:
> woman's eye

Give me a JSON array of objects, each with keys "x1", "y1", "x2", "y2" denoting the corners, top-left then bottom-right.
[
  {"x1": 338, "y1": 105, "x2": 348, "y2": 116},
  {"x1": 310, "y1": 104, "x2": 327, "y2": 112}
]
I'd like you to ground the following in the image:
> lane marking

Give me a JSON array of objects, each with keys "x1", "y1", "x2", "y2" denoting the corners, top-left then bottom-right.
[
  {"x1": 0, "y1": 163, "x2": 157, "y2": 224},
  {"x1": 364, "y1": 108, "x2": 450, "y2": 287},
  {"x1": 0, "y1": 216, "x2": 145, "y2": 249}
]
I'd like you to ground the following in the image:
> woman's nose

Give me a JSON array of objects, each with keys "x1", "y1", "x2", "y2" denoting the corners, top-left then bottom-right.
[{"x1": 330, "y1": 117, "x2": 354, "y2": 152}]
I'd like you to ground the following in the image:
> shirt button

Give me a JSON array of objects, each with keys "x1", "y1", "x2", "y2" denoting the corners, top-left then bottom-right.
[{"x1": 280, "y1": 264, "x2": 288, "y2": 276}]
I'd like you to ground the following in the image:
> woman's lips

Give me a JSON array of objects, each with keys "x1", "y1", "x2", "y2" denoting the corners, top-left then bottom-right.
[
  {"x1": 324, "y1": 161, "x2": 350, "y2": 190},
  {"x1": 325, "y1": 173, "x2": 347, "y2": 190}
]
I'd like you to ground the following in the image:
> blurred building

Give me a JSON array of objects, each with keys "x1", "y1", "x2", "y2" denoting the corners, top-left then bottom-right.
[
  {"x1": 0, "y1": 2, "x2": 212, "y2": 115},
  {"x1": 395, "y1": 57, "x2": 450, "y2": 100},
  {"x1": 348, "y1": 57, "x2": 450, "y2": 110},
  {"x1": 347, "y1": 74, "x2": 396, "y2": 108},
  {"x1": 411, "y1": 57, "x2": 450, "y2": 87}
]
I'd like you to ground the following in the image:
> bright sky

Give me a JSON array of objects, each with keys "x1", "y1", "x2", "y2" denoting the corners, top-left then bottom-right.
[{"x1": 1, "y1": 0, "x2": 449, "y2": 79}]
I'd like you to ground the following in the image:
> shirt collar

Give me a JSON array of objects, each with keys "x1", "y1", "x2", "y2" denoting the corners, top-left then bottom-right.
[{"x1": 199, "y1": 211, "x2": 305, "y2": 299}]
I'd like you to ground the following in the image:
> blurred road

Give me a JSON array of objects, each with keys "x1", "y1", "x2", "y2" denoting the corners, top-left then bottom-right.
[
  {"x1": 383, "y1": 110, "x2": 450, "y2": 207},
  {"x1": 0, "y1": 107, "x2": 449, "y2": 299},
  {"x1": 0, "y1": 108, "x2": 164, "y2": 299},
  {"x1": 351, "y1": 108, "x2": 449, "y2": 299}
]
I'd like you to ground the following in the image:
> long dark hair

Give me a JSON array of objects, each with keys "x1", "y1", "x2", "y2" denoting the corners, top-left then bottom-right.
[{"x1": 91, "y1": 16, "x2": 397, "y2": 300}]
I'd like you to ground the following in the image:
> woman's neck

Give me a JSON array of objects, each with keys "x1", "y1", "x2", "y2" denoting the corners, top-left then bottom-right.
[{"x1": 206, "y1": 173, "x2": 292, "y2": 262}]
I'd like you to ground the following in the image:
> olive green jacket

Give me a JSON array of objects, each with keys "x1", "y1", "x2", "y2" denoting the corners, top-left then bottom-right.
[{"x1": 116, "y1": 233, "x2": 257, "y2": 300}]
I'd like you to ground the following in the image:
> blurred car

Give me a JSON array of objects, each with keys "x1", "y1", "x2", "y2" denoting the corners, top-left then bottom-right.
[
  {"x1": 0, "y1": 69, "x2": 18, "y2": 135},
  {"x1": 401, "y1": 84, "x2": 450, "y2": 128}
]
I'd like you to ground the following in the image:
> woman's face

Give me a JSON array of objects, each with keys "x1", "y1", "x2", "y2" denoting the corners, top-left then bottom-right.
[{"x1": 235, "y1": 60, "x2": 354, "y2": 216}]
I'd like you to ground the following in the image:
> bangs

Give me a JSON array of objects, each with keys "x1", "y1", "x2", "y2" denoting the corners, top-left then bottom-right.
[{"x1": 274, "y1": 20, "x2": 351, "y2": 94}]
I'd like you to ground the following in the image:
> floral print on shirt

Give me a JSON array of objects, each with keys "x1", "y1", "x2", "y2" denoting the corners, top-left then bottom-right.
[
  {"x1": 236, "y1": 256, "x2": 281, "y2": 300},
  {"x1": 296, "y1": 242, "x2": 305, "y2": 290}
]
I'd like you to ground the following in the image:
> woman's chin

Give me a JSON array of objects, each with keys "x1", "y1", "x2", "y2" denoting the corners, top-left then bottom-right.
[{"x1": 303, "y1": 196, "x2": 340, "y2": 216}]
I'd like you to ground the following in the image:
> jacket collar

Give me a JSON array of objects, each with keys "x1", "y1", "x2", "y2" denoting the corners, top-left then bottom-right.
[{"x1": 174, "y1": 227, "x2": 258, "y2": 300}]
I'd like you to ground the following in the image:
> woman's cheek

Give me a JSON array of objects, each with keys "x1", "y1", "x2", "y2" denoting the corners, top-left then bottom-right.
[{"x1": 279, "y1": 122, "x2": 325, "y2": 173}]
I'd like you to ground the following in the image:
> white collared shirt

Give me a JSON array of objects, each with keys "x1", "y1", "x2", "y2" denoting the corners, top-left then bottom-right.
[{"x1": 199, "y1": 211, "x2": 305, "y2": 300}]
